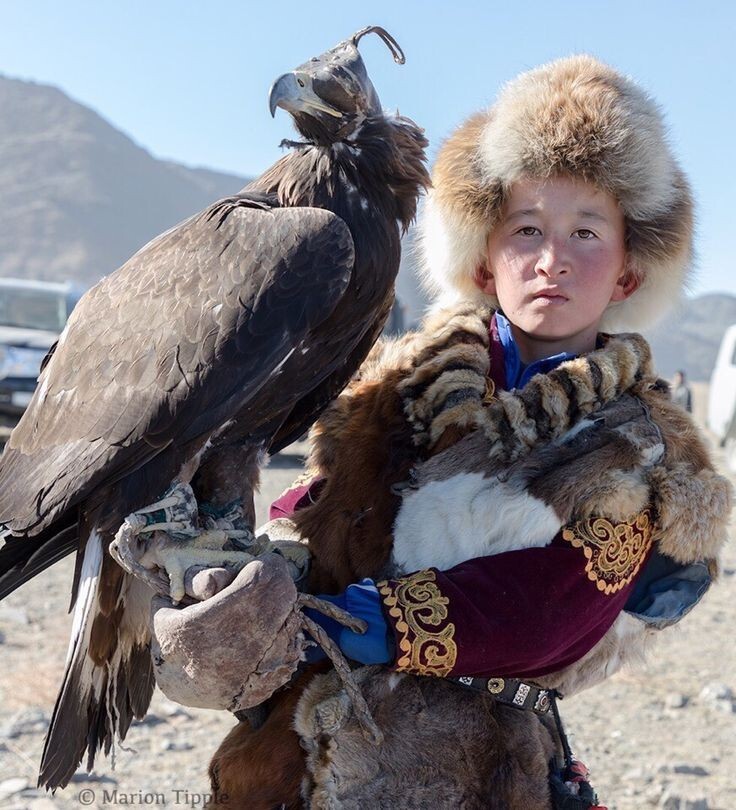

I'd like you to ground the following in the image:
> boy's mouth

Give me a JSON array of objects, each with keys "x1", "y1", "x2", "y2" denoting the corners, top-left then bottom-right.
[{"x1": 533, "y1": 289, "x2": 568, "y2": 303}]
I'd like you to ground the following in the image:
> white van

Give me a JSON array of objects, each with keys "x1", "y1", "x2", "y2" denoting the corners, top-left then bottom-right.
[{"x1": 707, "y1": 324, "x2": 736, "y2": 471}]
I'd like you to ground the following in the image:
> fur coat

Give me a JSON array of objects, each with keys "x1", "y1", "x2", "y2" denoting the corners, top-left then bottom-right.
[{"x1": 210, "y1": 302, "x2": 732, "y2": 809}]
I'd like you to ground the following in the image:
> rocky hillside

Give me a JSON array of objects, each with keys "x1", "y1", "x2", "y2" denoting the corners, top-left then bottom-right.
[{"x1": 0, "y1": 75, "x2": 248, "y2": 286}]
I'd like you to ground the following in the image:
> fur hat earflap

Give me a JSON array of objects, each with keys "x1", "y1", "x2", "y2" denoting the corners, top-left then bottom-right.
[{"x1": 419, "y1": 55, "x2": 694, "y2": 332}]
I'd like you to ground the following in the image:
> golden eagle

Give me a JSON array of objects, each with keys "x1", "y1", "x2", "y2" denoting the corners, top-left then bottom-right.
[{"x1": 0, "y1": 26, "x2": 428, "y2": 789}]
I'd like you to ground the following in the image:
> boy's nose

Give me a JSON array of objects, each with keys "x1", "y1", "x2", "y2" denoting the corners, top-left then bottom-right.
[{"x1": 535, "y1": 243, "x2": 570, "y2": 277}]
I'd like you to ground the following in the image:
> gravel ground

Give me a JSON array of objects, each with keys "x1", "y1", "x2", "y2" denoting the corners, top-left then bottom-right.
[{"x1": 0, "y1": 388, "x2": 733, "y2": 810}]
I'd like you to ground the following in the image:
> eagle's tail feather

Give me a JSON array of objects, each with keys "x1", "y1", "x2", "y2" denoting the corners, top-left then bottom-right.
[
  {"x1": 0, "y1": 518, "x2": 78, "y2": 600},
  {"x1": 38, "y1": 530, "x2": 155, "y2": 791}
]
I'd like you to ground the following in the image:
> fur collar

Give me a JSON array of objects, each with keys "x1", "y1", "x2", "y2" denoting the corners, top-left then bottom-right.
[
  {"x1": 387, "y1": 302, "x2": 729, "y2": 570},
  {"x1": 301, "y1": 300, "x2": 730, "y2": 586},
  {"x1": 398, "y1": 304, "x2": 656, "y2": 453}
]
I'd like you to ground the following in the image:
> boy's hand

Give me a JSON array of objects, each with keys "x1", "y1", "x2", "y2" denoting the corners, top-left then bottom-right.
[{"x1": 304, "y1": 579, "x2": 394, "y2": 665}]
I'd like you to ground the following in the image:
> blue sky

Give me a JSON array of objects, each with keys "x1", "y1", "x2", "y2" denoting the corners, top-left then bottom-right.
[{"x1": 0, "y1": 1, "x2": 734, "y2": 297}]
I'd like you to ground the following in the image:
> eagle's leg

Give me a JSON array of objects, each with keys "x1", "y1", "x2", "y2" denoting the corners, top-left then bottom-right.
[
  {"x1": 122, "y1": 481, "x2": 201, "y2": 538},
  {"x1": 113, "y1": 445, "x2": 267, "y2": 603},
  {"x1": 134, "y1": 444, "x2": 268, "y2": 601},
  {"x1": 110, "y1": 481, "x2": 262, "y2": 603},
  {"x1": 193, "y1": 444, "x2": 262, "y2": 534}
]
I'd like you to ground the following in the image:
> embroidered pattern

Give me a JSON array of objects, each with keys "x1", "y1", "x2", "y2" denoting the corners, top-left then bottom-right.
[
  {"x1": 562, "y1": 510, "x2": 654, "y2": 595},
  {"x1": 378, "y1": 570, "x2": 457, "y2": 676}
]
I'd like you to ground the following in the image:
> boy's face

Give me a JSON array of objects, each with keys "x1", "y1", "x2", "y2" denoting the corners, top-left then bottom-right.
[{"x1": 478, "y1": 175, "x2": 636, "y2": 363}]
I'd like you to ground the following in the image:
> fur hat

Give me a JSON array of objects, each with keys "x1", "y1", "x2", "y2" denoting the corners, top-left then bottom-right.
[{"x1": 419, "y1": 55, "x2": 694, "y2": 332}]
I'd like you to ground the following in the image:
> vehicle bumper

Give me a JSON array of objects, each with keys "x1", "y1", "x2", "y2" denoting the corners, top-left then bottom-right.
[{"x1": 0, "y1": 377, "x2": 37, "y2": 415}]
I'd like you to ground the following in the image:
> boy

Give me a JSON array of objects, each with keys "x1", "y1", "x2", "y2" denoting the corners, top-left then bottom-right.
[{"x1": 209, "y1": 56, "x2": 731, "y2": 808}]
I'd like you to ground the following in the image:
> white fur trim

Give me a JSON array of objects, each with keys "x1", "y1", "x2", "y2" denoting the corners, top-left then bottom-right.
[
  {"x1": 417, "y1": 195, "x2": 490, "y2": 309},
  {"x1": 392, "y1": 472, "x2": 562, "y2": 573}
]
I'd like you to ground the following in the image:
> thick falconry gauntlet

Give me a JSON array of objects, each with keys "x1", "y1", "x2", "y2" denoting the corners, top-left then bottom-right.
[
  {"x1": 146, "y1": 535, "x2": 384, "y2": 744},
  {"x1": 150, "y1": 552, "x2": 305, "y2": 713}
]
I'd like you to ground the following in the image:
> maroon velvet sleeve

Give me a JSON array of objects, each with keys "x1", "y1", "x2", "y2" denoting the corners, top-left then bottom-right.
[
  {"x1": 378, "y1": 517, "x2": 653, "y2": 680},
  {"x1": 268, "y1": 476, "x2": 326, "y2": 519}
]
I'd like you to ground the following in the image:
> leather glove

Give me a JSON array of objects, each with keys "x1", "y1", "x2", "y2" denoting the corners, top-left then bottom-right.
[{"x1": 150, "y1": 553, "x2": 304, "y2": 711}]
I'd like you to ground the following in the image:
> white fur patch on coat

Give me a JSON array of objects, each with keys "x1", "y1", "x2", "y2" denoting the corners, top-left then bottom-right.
[{"x1": 392, "y1": 472, "x2": 562, "y2": 573}]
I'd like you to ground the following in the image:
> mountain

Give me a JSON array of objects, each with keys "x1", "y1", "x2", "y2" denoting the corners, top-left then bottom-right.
[
  {"x1": 0, "y1": 75, "x2": 249, "y2": 286},
  {"x1": 644, "y1": 293, "x2": 736, "y2": 382},
  {"x1": 0, "y1": 72, "x2": 436, "y2": 323},
  {"x1": 3, "y1": 72, "x2": 730, "y2": 381}
]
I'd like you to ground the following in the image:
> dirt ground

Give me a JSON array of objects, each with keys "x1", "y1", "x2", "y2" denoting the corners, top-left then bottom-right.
[{"x1": 0, "y1": 384, "x2": 733, "y2": 809}]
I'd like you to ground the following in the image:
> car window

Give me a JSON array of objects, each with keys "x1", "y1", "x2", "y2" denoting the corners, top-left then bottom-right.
[{"x1": 0, "y1": 288, "x2": 67, "y2": 332}]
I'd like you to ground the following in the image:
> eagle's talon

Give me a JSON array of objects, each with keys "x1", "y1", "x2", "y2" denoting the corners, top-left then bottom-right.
[
  {"x1": 110, "y1": 523, "x2": 170, "y2": 598},
  {"x1": 125, "y1": 482, "x2": 200, "y2": 540}
]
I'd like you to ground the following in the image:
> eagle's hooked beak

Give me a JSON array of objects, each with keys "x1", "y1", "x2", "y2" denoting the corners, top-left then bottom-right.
[{"x1": 268, "y1": 72, "x2": 343, "y2": 119}]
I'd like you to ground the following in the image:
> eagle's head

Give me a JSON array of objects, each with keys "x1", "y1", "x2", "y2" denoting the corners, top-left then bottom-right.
[{"x1": 269, "y1": 26, "x2": 404, "y2": 145}]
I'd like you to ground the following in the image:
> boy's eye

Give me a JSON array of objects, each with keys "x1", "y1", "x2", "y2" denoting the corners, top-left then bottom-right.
[
  {"x1": 575, "y1": 229, "x2": 596, "y2": 239},
  {"x1": 516, "y1": 226, "x2": 539, "y2": 236}
]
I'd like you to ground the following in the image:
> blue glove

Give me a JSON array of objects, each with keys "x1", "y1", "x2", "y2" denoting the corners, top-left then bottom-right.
[{"x1": 305, "y1": 579, "x2": 394, "y2": 665}]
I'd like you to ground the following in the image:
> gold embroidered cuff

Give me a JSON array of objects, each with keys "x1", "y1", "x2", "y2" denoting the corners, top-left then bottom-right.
[
  {"x1": 562, "y1": 510, "x2": 654, "y2": 595},
  {"x1": 378, "y1": 569, "x2": 457, "y2": 677}
]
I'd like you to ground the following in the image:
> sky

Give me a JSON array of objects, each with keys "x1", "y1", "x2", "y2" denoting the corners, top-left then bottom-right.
[{"x1": 0, "y1": 0, "x2": 734, "y2": 298}]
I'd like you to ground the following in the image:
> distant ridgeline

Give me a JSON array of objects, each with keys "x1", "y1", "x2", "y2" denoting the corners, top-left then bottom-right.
[
  {"x1": 0, "y1": 74, "x2": 249, "y2": 287},
  {"x1": 0, "y1": 74, "x2": 730, "y2": 378}
]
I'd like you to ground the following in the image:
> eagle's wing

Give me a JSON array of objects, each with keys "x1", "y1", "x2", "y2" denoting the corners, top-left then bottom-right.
[
  {"x1": 0, "y1": 196, "x2": 355, "y2": 538},
  {"x1": 268, "y1": 294, "x2": 393, "y2": 453},
  {"x1": 0, "y1": 196, "x2": 356, "y2": 789}
]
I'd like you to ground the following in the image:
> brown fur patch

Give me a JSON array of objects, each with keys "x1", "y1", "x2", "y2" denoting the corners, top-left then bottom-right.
[
  {"x1": 528, "y1": 434, "x2": 646, "y2": 524},
  {"x1": 642, "y1": 388, "x2": 712, "y2": 471},
  {"x1": 639, "y1": 387, "x2": 732, "y2": 563},
  {"x1": 206, "y1": 664, "x2": 329, "y2": 810},
  {"x1": 431, "y1": 112, "x2": 504, "y2": 230},
  {"x1": 297, "y1": 369, "x2": 415, "y2": 594},
  {"x1": 649, "y1": 465, "x2": 732, "y2": 564}
]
